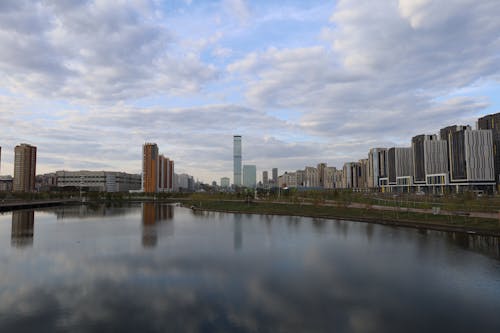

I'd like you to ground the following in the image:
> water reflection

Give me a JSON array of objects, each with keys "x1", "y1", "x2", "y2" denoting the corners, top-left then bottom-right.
[
  {"x1": 11, "y1": 210, "x2": 34, "y2": 248},
  {"x1": 234, "y1": 217, "x2": 242, "y2": 251},
  {"x1": 141, "y1": 203, "x2": 174, "y2": 248},
  {"x1": 1, "y1": 205, "x2": 500, "y2": 332}
]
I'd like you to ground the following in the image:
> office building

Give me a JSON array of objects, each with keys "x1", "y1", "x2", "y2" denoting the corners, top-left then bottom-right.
[
  {"x1": 233, "y1": 135, "x2": 242, "y2": 186},
  {"x1": 178, "y1": 173, "x2": 194, "y2": 191},
  {"x1": 358, "y1": 159, "x2": 369, "y2": 189},
  {"x1": 143, "y1": 143, "x2": 159, "y2": 193},
  {"x1": 478, "y1": 112, "x2": 500, "y2": 184},
  {"x1": 382, "y1": 147, "x2": 413, "y2": 190},
  {"x1": 304, "y1": 166, "x2": 319, "y2": 187},
  {"x1": 262, "y1": 171, "x2": 268, "y2": 185},
  {"x1": 317, "y1": 163, "x2": 326, "y2": 188},
  {"x1": 272, "y1": 168, "x2": 278, "y2": 184},
  {"x1": 368, "y1": 148, "x2": 387, "y2": 188},
  {"x1": 56, "y1": 170, "x2": 141, "y2": 192},
  {"x1": 412, "y1": 135, "x2": 438, "y2": 184},
  {"x1": 444, "y1": 127, "x2": 495, "y2": 185},
  {"x1": 0, "y1": 175, "x2": 13, "y2": 192},
  {"x1": 324, "y1": 167, "x2": 337, "y2": 189},
  {"x1": 220, "y1": 177, "x2": 230, "y2": 188},
  {"x1": 13, "y1": 143, "x2": 37, "y2": 192},
  {"x1": 423, "y1": 138, "x2": 449, "y2": 189},
  {"x1": 242, "y1": 164, "x2": 256, "y2": 188}
]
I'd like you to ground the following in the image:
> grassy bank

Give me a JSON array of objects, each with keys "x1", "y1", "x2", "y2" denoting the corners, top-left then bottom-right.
[{"x1": 185, "y1": 199, "x2": 500, "y2": 236}]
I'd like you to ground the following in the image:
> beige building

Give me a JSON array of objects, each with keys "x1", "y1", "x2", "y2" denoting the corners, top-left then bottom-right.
[{"x1": 13, "y1": 144, "x2": 37, "y2": 192}]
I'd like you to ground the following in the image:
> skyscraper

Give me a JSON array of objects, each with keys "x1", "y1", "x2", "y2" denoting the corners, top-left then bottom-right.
[
  {"x1": 13, "y1": 143, "x2": 37, "y2": 192},
  {"x1": 143, "y1": 143, "x2": 159, "y2": 193},
  {"x1": 262, "y1": 171, "x2": 268, "y2": 185},
  {"x1": 233, "y1": 135, "x2": 242, "y2": 186},
  {"x1": 272, "y1": 168, "x2": 278, "y2": 184},
  {"x1": 242, "y1": 165, "x2": 256, "y2": 188}
]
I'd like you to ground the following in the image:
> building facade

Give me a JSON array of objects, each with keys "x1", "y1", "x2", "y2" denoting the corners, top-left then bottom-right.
[
  {"x1": 13, "y1": 143, "x2": 37, "y2": 192},
  {"x1": 272, "y1": 168, "x2": 278, "y2": 184},
  {"x1": 262, "y1": 171, "x2": 268, "y2": 185},
  {"x1": 242, "y1": 164, "x2": 256, "y2": 188},
  {"x1": 220, "y1": 177, "x2": 230, "y2": 188},
  {"x1": 142, "y1": 143, "x2": 159, "y2": 193},
  {"x1": 233, "y1": 135, "x2": 242, "y2": 186},
  {"x1": 56, "y1": 170, "x2": 141, "y2": 192},
  {"x1": 368, "y1": 148, "x2": 387, "y2": 188},
  {"x1": 478, "y1": 112, "x2": 500, "y2": 184}
]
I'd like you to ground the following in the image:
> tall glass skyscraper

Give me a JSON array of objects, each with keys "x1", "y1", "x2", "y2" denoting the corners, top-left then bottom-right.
[{"x1": 233, "y1": 135, "x2": 242, "y2": 186}]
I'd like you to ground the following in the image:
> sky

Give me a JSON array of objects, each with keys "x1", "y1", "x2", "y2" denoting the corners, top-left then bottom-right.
[{"x1": 0, "y1": 0, "x2": 499, "y2": 183}]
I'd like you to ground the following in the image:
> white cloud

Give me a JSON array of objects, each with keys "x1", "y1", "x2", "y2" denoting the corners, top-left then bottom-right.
[
  {"x1": 0, "y1": 0, "x2": 217, "y2": 103},
  {"x1": 228, "y1": 0, "x2": 500, "y2": 148}
]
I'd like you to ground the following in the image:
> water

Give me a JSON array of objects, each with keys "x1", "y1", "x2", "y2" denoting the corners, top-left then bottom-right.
[{"x1": 1, "y1": 203, "x2": 500, "y2": 332}]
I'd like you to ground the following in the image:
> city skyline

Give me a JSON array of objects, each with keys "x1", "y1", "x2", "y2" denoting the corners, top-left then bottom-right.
[{"x1": 0, "y1": 1, "x2": 498, "y2": 182}]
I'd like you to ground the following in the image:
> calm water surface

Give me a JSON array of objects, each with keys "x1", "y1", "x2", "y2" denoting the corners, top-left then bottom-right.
[{"x1": 1, "y1": 203, "x2": 500, "y2": 332}]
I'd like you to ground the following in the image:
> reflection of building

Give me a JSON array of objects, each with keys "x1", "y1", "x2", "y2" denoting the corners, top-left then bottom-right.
[
  {"x1": 56, "y1": 170, "x2": 141, "y2": 192},
  {"x1": 233, "y1": 135, "x2": 242, "y2": 186},
  {"x1": 11, "y1": 210, "x2": 35, "y2": 247},
  {"x1": 142, "y1": 203, "x2": 174, "y2": 248},
  {"x1": 13, "y1": 143, "x2": 37, "y2": 192}
]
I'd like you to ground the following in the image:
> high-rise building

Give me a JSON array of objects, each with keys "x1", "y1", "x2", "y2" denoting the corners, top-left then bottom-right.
[
  {"x1": 142, "y1": 143, "x2": 174, "y2": 193},
  {"x1": 0, "y1": 146, "x2": 2, "y2": 174},
  {"x1": 233, "y1": 135, "x2": 242, "y2": 186},
  {"x1": 242, "y1": 165, "x2": 256, "y2": 188},
  {"x1": 412, "y1": 135, "x2": 437, "y2": 184},
  {"x1": 158, "y1": 155, "x2": 174, "y2": 191},
  {"x1": 442, "y1": 127, "x2": 495, "y2": 184},
  {"x1": 478, "y1": 112, "x2": 500, "y2": 184},
  {"x1": 317, "y1": 163, "x2": 327, "y2": 188},
  {"x1": 324, "y1": 167, "x2": 337, "y2": 189},
  {"x1": 13, "y1": 143, "x2": 37, "y2": 192},
  {"x1": 272, "y1": 168, "x2": 278, "y2": 184},
  {"x1": 142, "y1": 143, "x2": 159, "y2": 193},
  {"x1": 358, "y1": 158, "x2": 369, "y2": 188},
  {"x1": 262, "y1": 171, "x2": 268, "y2": 185},
  {"x1": 304, "y1": 166, "x2": 319, "y2": 187},
  {"x1": 387, "y1": 147, "x2": 413, "y2": 188},
  {"x1": 368, "y1": 148, "x2": 387, "y2": 188}
]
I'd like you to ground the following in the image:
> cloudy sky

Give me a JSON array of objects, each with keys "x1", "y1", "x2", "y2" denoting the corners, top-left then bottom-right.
[{"x1": 0, "y1": 0, "x2": 499, "y2": 182}]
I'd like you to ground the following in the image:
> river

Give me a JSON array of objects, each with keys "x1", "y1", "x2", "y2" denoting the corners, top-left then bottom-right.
[{"x1": 1, "y1": 203, "x2": 499, "y2": 332}]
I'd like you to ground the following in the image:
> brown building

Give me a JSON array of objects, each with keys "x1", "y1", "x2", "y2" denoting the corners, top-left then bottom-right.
[
  {"x1": 13, "y1": 143, "x2": 37, "y2": 192},
  {"x1": 142, "y1": 143, "x2": 159, "y2": 193},
  {"x1": 143, "y1": 143, "x2": 175, "y2": 193}
]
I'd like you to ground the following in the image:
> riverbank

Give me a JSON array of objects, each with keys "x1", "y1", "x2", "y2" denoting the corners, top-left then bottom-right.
[
  {"x1": 185, "y1": 200, "x2": 500, "y2": 237},
  {"x1": 0, "y1": 199, "x2": 80, "y2": 212}
]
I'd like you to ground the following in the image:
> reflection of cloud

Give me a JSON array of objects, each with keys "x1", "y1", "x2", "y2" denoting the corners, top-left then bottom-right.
[{"x1": 0, "y1": 208, "x2": 500, "y2": 331}]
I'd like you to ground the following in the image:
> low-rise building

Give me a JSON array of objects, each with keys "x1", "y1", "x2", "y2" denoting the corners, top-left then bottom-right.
[{"x1": 56, "y1": 170, "x2": 141, "y2": 192}]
